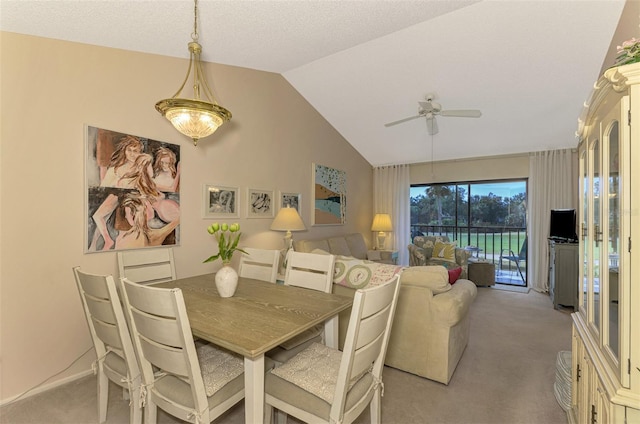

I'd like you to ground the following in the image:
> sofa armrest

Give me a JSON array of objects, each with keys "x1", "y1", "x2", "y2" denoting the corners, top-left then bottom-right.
[{"x1": 430, "y1": 280, "x2": 477, "y2": 326}]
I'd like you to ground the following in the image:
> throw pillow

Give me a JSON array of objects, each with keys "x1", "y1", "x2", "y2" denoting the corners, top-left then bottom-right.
[
  {"x1": 448, "y1": 267, "x2": 463, "y2": 284},
  {"x1": 433, "y1": 241, "x2": 457, "y2": 263}
]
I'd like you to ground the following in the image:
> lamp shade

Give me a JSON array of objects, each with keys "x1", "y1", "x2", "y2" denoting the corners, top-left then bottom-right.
[
  {"x1": 271, "y1": 206, "x2": 306, "y2": 232},
  {"x1": 371, "y1": 213, "x2": 392, "y2": 232}
]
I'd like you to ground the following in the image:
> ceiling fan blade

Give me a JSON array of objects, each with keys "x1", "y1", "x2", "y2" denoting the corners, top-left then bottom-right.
[
  {"x1": 440, "y1": 109, "x2": 482, "y2": 118},
  {"x1": 384, "y1": 114, "x2": 422, "y2": 127},
  {"x1": 426, "y1": 116, "x2": 439, "y2": 135}
]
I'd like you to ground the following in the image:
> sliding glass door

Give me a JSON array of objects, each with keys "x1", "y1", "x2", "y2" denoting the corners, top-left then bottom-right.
[{"x1": 410, "y1": 179, "x2": 528, "y2": 285}]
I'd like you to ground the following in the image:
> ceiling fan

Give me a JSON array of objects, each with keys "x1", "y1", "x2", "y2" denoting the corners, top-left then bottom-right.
[{"x1": 384, "y1": 94, "x2": 482, "y2": 135}]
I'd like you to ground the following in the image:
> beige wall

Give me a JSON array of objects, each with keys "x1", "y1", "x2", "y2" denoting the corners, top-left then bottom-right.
[
  {"x1": 0, "y1": 32, "x2": 373, "y2": 401},
  {"x1": 410, "y1": 154, "x2": 529, "y2": 185}
]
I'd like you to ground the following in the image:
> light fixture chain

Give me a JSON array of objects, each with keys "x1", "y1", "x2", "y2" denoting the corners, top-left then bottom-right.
[{"x1": 191, "y1": 0, "x2": 199, "y2": 41}]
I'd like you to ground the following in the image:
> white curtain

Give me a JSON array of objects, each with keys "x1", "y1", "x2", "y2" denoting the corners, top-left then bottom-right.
[
  {"x1": 373, "y1": 165, "x2": 411, "y2": 265},
  {"x1": 528, "y1": 149, "x2": 577, "y2": 292}
]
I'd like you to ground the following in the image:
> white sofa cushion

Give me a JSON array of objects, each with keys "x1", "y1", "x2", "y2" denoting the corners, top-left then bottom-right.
[{"x1": 399, "y1": 266, "x2": 451, "y2": 294}]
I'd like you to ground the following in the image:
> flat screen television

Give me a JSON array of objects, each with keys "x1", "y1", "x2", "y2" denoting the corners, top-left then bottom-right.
[{"x1": 549, "y1": 209, "x2": 578, "y2": 242}]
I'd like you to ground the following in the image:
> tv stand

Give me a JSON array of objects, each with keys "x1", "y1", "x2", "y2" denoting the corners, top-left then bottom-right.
[{"x1": 548, "y1": 239, "x2": 578, "y2": 309}]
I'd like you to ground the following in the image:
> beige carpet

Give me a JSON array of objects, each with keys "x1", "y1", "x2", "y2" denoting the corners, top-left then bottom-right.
[{"x1": 0, "y1": 287, "x2": 572, "y2": 424}]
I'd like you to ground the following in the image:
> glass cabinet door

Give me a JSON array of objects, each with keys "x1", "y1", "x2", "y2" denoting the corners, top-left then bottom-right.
[
  {"x1": 599, "y1": 94, "x2": 629, "y2": 387},
  {"x1": 605, "y1": 120, "x2": 620, "y2": 360},
  {"x1": 579, "y1": 148, "x2": 588, "y2": 315},
  {"x1": 590, "y1": 138, "x2": 601, "y2": 335}
]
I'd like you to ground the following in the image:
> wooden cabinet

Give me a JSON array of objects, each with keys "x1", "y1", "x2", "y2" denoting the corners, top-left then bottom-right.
[
  {"x1": 548, "y1": 240, "x2": 578, "y2": 309},
  {"x1": 571, "y1": 62, "x2": 640, "y2": 423}
]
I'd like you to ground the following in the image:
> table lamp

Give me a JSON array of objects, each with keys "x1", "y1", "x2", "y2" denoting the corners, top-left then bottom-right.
[
  {"x1": 271, "y1": 205, "x2": 306, "y2": 250},
  {"x1": 371, "y1": 213, "x2": 392, "y2": 250}
]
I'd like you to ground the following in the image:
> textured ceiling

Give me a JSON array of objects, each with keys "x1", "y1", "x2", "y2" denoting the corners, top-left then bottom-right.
[{"x1": 1, "y1": 0, "x2": 627, "y2": 166}]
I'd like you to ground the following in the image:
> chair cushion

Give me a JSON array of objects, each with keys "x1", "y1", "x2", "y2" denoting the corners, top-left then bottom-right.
[
  {"x1": 196, "y1": 343, "x2": 243, "y2": 396},
  {"x1": 153, "y1": 372, "x2": 244, "y2": 410},
  {"x1": 104, "y1": 351, "x2": 127, "y2": 376},
  {"x1": 270, "y1": 342, "x2": 367, "y2": 403},
  {"x1": 266, "y1": 368, "x2": 373, "y2": 420}
]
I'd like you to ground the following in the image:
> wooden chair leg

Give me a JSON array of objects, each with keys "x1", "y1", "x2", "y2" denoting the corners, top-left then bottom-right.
[
  {"x1": 143, "y1": 401, "x2": 157, "y2": 424},
  {"x1": 97, "y1": 370, "x2": 108, "y2": 424},
  {"x1": 370, "y1": 390, "x2": 382, "y2": 424}
]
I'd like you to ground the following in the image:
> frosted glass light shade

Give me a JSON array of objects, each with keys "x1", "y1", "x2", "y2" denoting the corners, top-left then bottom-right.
[{"x1": 156, "y1": 99, "x2": 231, "y2": 146}]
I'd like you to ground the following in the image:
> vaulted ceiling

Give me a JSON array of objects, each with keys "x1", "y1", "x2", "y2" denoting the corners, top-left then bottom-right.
[{"x1": 1, "y1": 0, "x2": 628, "y2": 166}]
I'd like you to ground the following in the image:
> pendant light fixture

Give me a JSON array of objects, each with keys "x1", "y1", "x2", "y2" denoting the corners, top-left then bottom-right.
[{"x1": 155, "y1": 0, "x2": 231, "y2": 146}]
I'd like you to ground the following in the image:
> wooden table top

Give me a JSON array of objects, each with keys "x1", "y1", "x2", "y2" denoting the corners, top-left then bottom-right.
[{"x1": 155, "y1": 274, "x2": 352, "y2": 359}]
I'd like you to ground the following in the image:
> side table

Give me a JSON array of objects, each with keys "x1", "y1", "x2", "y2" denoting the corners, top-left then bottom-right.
[
  {"x1": 468, "y1": 259, "x2": 495, "y2": 287},
  {"x1": 380, "y1": 250, "x2": 399, "y2": 265}
]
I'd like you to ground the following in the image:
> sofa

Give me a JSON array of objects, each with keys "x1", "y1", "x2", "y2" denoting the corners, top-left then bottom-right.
[
  {"x1": 293, "y1": 233, "x2": 396, "y2": 264},
  {"x1": 408, "y1": 235, "x2": 472, "y2": 279},
  {"x1": 293, "y1": 234, "x2": 477, "y2": 384}
]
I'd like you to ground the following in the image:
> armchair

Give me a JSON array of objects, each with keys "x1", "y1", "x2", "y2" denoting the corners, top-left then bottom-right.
[{"x1": 408, "y1": 235, "x2": 471, "y2": 278}]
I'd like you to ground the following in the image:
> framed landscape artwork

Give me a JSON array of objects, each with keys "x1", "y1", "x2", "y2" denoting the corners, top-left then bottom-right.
[
  {"x1": 203, "y1": 184, "x2": 239, "y2": 218},
  {"x1": 85, "y1": 125, "x2": 181, "y2": 253},
  {"x1": 312, "y1": 163, "x2": 346, "y2": 225}
]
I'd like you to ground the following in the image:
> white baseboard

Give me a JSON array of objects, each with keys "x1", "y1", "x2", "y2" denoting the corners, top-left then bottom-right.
[{"x1": 0, "y1": 369, "x2": 94, "y2": 407}]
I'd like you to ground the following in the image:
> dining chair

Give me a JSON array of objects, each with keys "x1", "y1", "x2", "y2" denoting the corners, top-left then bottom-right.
[
  {"x1": 266, "y1": 251, "x2": 336, "y2": 364},
  {"x1": 72, "y1": 267, "x2": 142, "y2": 424},
  {"x1": 265, "y1": 274, "x2": 401, "y2": 424},
  {"x1": 118, "y1": 277, "x2": 245, "y2": 424},
  {"x1": 238, "y1": 247, "x2": 280, "y2": 283},
  {"x1": 117, "y1": 247, "x2": 176, "y2": 285}
]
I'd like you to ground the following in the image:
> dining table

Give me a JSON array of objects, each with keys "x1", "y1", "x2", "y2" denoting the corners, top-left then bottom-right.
[{"x1": 155, "y1": 273, "x2": 353, "y2": 424}]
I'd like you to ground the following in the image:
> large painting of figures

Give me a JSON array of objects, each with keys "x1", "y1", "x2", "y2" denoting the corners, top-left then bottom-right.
[
  {"x1": 85, "y1": 126, "x2": 180, "y2": 252},
  {"x1": 312, "y1": 163, "x2": 346, "y2": 225}
]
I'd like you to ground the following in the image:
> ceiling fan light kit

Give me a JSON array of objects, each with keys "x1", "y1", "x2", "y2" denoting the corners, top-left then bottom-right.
[{"x1": 384, "y1": 94, "x2": 481, "y2": 135}]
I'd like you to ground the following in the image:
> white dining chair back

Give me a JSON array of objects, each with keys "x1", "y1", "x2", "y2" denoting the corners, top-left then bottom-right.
[
  {"x1": 266, "y1": 252, "x2": 336, "y2": 366},
  {"x1": 118, "y1": 277, "x2": 245, "y2": 424},
  {"x1": 72, "y1": 267, "x2": 141, "y2": 424},
  {"x1": 117, "y1": 247, "x2": 176, "y2": 285},
  {"x1": 284, "y1": 251, "x2": 335, "y2": 293},
  {"x1": 238, "y1": 247, "x2": 280, "y2": 283},
  {"x1": 265, "y1": 274, "x2": 401, "y2": 424}
]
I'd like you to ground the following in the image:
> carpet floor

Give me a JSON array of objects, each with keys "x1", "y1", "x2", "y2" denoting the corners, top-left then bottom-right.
[{"x1": 0, "y1": 287, "x2": 572, "y2": 424}]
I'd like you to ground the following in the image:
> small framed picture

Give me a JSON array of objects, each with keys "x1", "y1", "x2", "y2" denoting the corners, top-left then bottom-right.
[
  {"x1": 203, "y1": 184, "x2": 239, "y2": 218},
  {"x1": 280, "y1": 191, "x2": 301, "y2": 213},
  {"x1": 247, "y1": 188, "x2": 275, "y2": 218}
]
